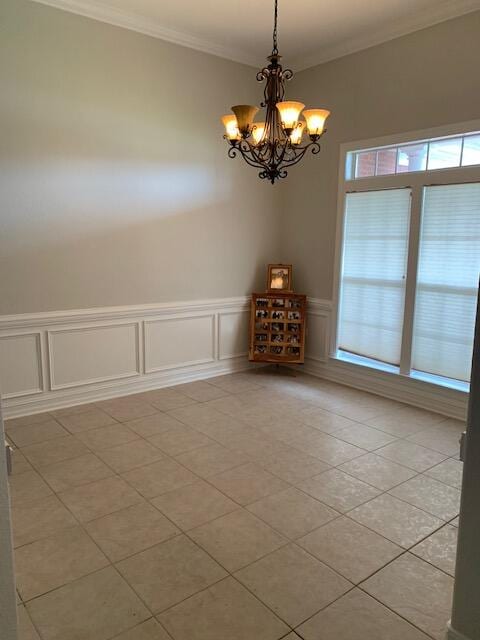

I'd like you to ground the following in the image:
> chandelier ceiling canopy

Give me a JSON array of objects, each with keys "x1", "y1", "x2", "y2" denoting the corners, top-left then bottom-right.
[{"x1": 221, "y1": 0, "x2": 330, "y2": 184}]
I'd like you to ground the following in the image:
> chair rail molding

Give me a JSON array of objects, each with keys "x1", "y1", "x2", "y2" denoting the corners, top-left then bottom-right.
[
  {"x1": 0, "y1": 297, "x2": 253, "y2": 418},
  {"x1": 0, "y1": 294, "x2": 468, "y2": 420}
]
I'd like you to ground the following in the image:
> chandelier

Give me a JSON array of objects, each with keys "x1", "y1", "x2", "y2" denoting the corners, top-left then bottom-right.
[{"x1": 221, "y1": 0, "x2": 330, "y2": 184}]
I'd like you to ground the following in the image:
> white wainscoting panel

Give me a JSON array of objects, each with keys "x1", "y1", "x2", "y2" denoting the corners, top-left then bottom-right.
[
  {"x1": 145, "y1": 315, "x2": 215, "y2": 373},
  {"x1": 0, "y1": 297, "x2": 252, "y2": 418},
  {"x1": 305, "y1": 300, "x2": 331, "y2": 363},
  {"x1": 1, "y1": 294, "x2": 466, "y2": 420},
  {"x1": 218, "y1": 310, "x2": 249, "y2": 360},
  {"x1": 0, "y1": 333, "x2": 43, "y2": 399},
  {"x1": 48, "y1": 323, "x2": 140, "y2": 390}
]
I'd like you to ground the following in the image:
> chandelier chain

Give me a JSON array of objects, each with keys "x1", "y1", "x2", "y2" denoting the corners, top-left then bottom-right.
[
  {"x1": 272, "y1": 0, "x2": 279, "y2": 56},
  {"x1": 221, "y1": 0, "x2": 329, "y2": 183}
]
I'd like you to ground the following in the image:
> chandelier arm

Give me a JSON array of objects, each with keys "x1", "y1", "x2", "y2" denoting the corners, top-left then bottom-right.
[
  {"x1": 283, "y1": 148, "x2": 309, "y2": 168},
  {"x1": 283, "y1": 139, "x2": 322, "y2": 159},
  {"x1": 239, "y1": 151, "x2": 273, "y2": 172},
  {"x1": 240, "y1": 140, "x2": 270, "y2": 167},
  {"x1": 232, "y1": 141, "x2": 275, "y2": 171},
  {"x1": 275, "y1": 139, "x2": 291, "y2": 166},
  {"x1": 256, "y1": 142, "x2": 278, "y2": 163},
  {"x1": 278, "y1": 143, "x2": 320, "y2": 170},
  {"x1": 227, "y1": 146, "x2": 239, "y2": 160}
]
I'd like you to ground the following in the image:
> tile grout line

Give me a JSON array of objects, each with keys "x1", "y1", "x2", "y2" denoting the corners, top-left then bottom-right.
[
  {"x1": 9, "y1": 375, "x2": 461, "y2": 640},
  {"x1": 13, "y1": 393, "x2": 459, "y2": 561}
]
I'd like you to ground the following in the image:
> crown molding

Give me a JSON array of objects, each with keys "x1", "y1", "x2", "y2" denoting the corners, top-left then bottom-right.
[
  {"x1": 29, "y1": 0, "x2": 259, "y2": 68},
  {"x1": 290, "y1": 0, "x2": 480, "y2": 71},
  {"x1": 30, "y1": 0, "x2": 479, "y2": 72}
]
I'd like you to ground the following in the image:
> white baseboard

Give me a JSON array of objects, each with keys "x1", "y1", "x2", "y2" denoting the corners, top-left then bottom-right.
[
  {"x1": 0, "y1": 297, "x2": 257, "y2": 418},
  {"x1": 302, "y1": 297, "x2": 468, "y2": 420},
  {"x1": 0, "y1": 294, "x2": 469, "y2": 420},
  {"x1": 303, "y1": 356, "x2": 468, "y2": 420}
]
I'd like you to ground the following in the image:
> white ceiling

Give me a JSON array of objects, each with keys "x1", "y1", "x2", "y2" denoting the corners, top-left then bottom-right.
[{"x1": 33, "y1": 0, "x2": 480, "y2": 70}]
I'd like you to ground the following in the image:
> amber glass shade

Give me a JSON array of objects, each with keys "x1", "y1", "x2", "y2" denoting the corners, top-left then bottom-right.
[
  {"x1": 252, "y1": 122, "x2": 266, "y2": 145},
  {"x1": 276, "y1": 101, "x2": 305, "y2": 130},
  {"x1": 221, "y1": 114, "x2": 240, "y2": 141},
  {"x1": 303, "y1": 109, "x2": 330, "y2": 136},
  {"x1": 289, "y1": 124, "x2": 303, "y2": 145},
  {"x1": 232, "y1": 105, "x2": 259, "y2": 135}
]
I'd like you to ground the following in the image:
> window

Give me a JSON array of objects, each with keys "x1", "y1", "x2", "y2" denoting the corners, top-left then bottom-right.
[
  {"x1": 412, "y1": 184, "x2": 480, "y2": 382},
  {"x1": 337, "y1": 126, "x2": 480, "y2": 390},
  {"x1": 346, "y1": 131, "x2": 480, "y2": 180},
  {"x1": 338, "y1": 190, "x2": 410, "y2": 365}
]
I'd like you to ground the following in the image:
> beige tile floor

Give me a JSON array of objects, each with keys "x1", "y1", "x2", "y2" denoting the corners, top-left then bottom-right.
[{"x1": 6, "y1": 369, "x2": 463, "y2": 640}]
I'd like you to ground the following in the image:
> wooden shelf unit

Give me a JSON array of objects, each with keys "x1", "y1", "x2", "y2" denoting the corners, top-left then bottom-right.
[{"x1": 249, "y1": 292, "x2": 307, "y2": 364}]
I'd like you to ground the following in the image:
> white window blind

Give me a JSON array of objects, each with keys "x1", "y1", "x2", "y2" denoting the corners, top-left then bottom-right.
[
  {"x1": 412, "y1": 183, "x2": 480, "y2": 382},
  {"x1": 338, "y1": 189, "x2": 411, "y2": 365}
]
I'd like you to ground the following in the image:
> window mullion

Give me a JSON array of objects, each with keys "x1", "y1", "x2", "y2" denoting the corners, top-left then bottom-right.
[{"x1": 399, "y1": 185, "x2": 423, "y2": 375}]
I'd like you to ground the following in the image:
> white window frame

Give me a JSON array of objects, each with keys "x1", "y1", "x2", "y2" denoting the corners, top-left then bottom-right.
[{"x1": 332, "y1": 119, "x2": 480, "y2": 391}]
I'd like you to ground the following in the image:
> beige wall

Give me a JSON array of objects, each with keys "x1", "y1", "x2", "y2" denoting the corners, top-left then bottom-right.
[
  {"x1": 280, "y1": 11, "x2": 480, "y2": 300},
  {"x1": 2, "y1": 3, "x2": 479, "y2": 315},
  {"x1": 0, "y1": 0, "x2": 281, "y2": 314}
]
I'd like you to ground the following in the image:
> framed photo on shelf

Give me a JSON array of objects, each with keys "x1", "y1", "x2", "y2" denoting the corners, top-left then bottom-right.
[{"x1": 267, "y1": 264, "x2": 292, "y2": 292}]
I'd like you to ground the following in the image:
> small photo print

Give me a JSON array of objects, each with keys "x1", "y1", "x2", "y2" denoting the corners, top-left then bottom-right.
[
  {"x1": 255, "y1": 334, "x2": 267, "y2": 342},
  {"x1": 256, "y1": 298, "x2": 268, "y2": 307},
  {"x1": 272, "y1": 298, "x2": 285, "y2": 308},
  {"x1": 271, "y1": 334, "x2": 284, "y2": 343},
  {"x1": 272, "y1": 310, "x2": 285, "y2": 320},
  {"x1": 267, "y1": 264, "x2": 292, "y2": 292},
  {"x1": 256, "y1": 309, "x2": 268, "y2": 319},
  {"x1": 287, "y1": 323, "x2": 299, "y2": 333},
  {"x1": 288, "y1": 311, "x2": 300, "y2": 320},
  {"x1": 270, "y1": 346, "x2": 283, "y2": 355},
  {"x1": 254, "y1": 345, "x2": 267, "y2": 354}
]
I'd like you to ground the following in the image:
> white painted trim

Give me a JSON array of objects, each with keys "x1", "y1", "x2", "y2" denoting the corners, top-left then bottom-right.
[
  {"x1": 30, "y1": 0, "x2": 478, "y2": 71},
  {"x1": 267, "y1": 295, "x2": 472, "y2": 418},
  {"x1": 399, "y1": 188, "x2": 421, "y2": 375},
  {"x1": 0, "y1": 297, "x2": 250, "y2": 329},
  {"x1": 143, "y1": 314, "x2": 216, "y2": 374},
  {"x1": 303, "y1": 355, "x2": 468, "y2": 420},
  {"x1": 306, "y1": 298, "x2": 332, "y2": 364},
  {"x1": 447, "y1": 622, "x2": 474, "y2": 640},
  {"x1": 340, "y1": 119, "x2": 480, "y2": 159},
  {"x1": 1, "y1": 294, "x2": 469, "y2": 419},
  {"x1": 0, "y1": 332, "x2": 44, "y2": 399},
  {"x1": 47, "y1": 322, "x2": 141, "y2": 390},
  {"x1": 217, "y1": 310, "x2": 250, "y2": 361},
  {"x1": 138, "y1": 320, "x2": 146, "y2": 375},
  {"x1": 0, "y1": 297, "x2": 253, "y2": 418},
  {"x1": 291, "y1": 0, "x2": 480, "y2": 70},
  {"x1": 4, "y1": 358, "x2": 257, "y2": 419},
  {"x1": 307, "y1": 298, "x2": 333, "y2": 313},
  {"x1": 29, "y1": 0, "x2": 260, "y2": 67},
  {"x1": 332, "y1": 120, "x2": 480, "y2": 381}
]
